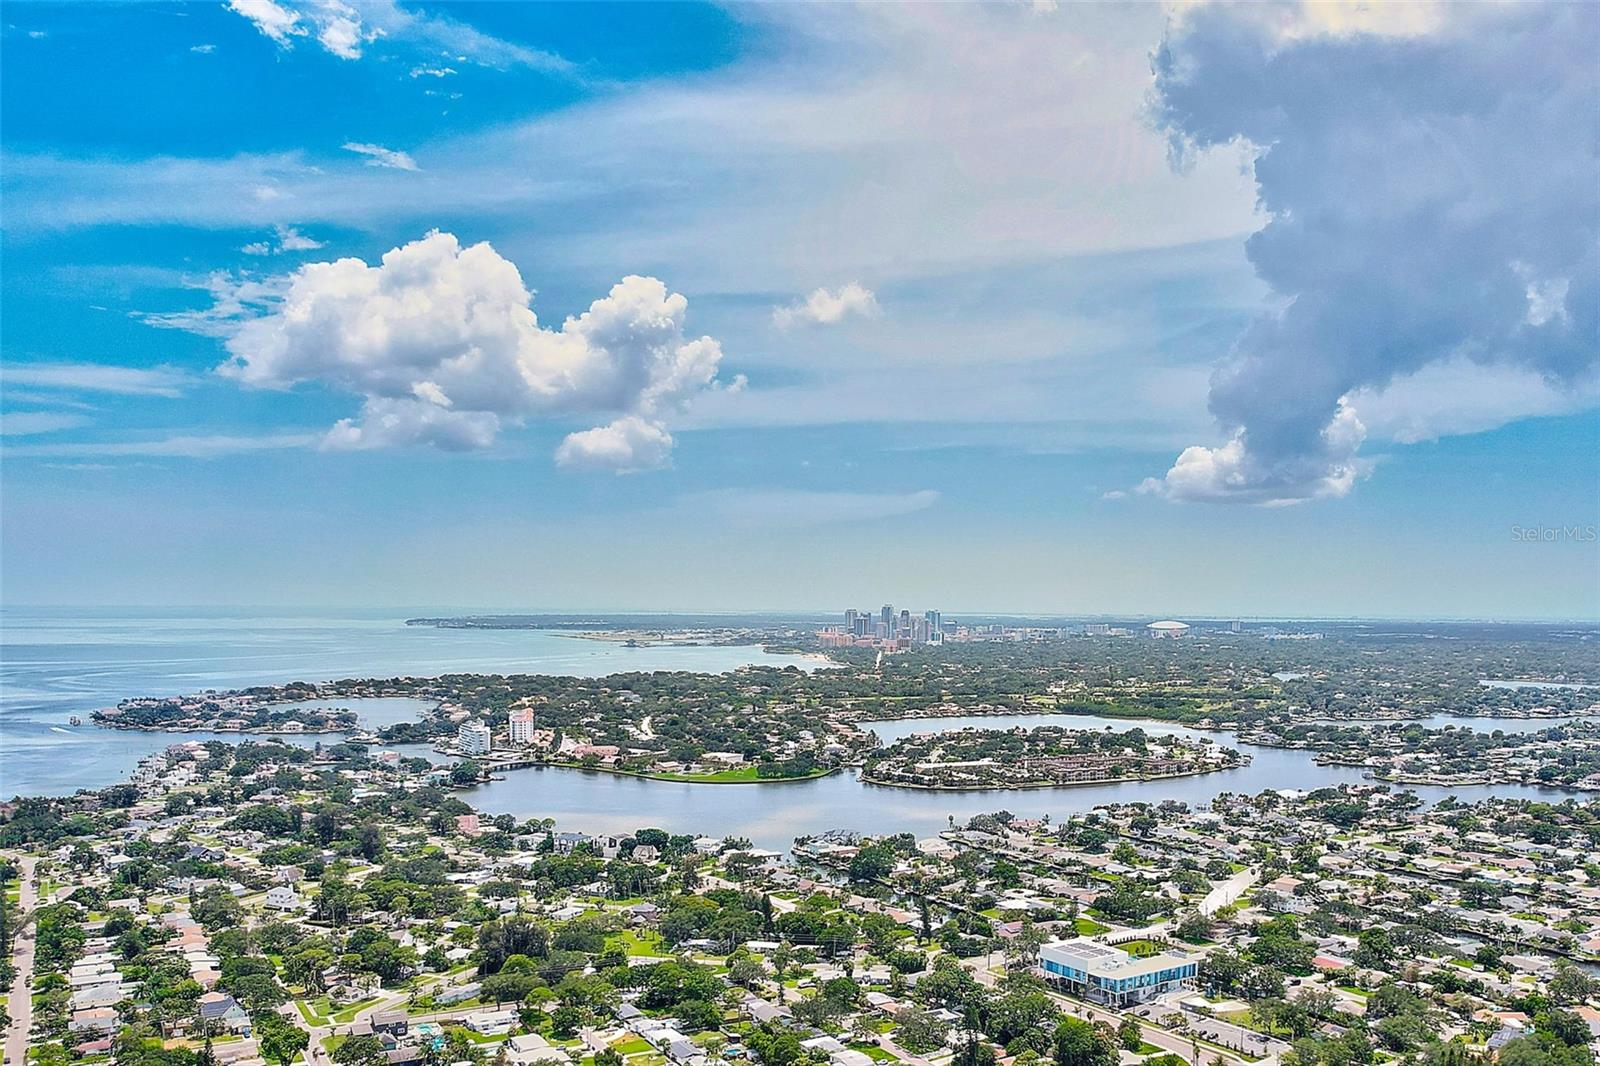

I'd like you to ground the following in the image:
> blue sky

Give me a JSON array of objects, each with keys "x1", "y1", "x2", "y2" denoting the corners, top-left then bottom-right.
[{"x1": 2, "y1": 1, "x2": 1596, "y2": 617}]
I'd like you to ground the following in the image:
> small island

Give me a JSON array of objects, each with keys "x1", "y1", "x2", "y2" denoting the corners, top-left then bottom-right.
[{"x1": 860, "y1": 725, "x2": 1247, "y2": 790}]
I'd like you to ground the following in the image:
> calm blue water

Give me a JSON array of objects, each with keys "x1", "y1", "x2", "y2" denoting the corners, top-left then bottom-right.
[
  {"x1": 0, "y1": 607, "x2": 820, "y2": 799},
  {"x1": 1, "y1": 609, "x2": 1589, "y2": 850},
  {"x1": 463, "y1": 711, "x2": 1593, "y2": 849}
]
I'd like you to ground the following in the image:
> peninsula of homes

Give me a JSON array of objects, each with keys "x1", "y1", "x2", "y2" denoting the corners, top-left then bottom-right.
[
  {"x1": 3, "y1": 736, "x2": 1597, "y2": 1066},
  {"x1": 859, "y1": 727, "x2": 1247, "y2": 790}
]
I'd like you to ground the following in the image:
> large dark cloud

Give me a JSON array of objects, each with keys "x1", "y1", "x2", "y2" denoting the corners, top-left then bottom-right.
[{"x1": 1143, "y1": 2, "x2": 1597, "y2": 503}]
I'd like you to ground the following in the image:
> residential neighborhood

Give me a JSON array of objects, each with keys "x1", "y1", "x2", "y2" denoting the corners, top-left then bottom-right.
[{"x1": 2, "y1": 739, "x2": 1596, "y2": 1066}]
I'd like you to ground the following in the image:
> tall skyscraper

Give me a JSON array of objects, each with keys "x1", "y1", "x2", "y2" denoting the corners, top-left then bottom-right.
[{"x1": 881, "y1": 604, "x2": 895, "y2": 632}]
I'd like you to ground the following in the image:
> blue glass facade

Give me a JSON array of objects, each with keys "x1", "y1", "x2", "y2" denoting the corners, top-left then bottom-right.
[{"x1": 1039, "y1": 955, "x2": 1198, "y2": 1003}]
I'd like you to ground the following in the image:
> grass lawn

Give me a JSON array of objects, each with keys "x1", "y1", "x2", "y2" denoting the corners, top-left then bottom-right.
[
  {"x1": 613, "y1": 1039, "x2": 653, "y2": 1055},
  {"x1": 649, "y1": 767, "x2": 770, "y2": 783},
  {"x1": 1074, "y1": 918, "x2": 1109, "y2": 936},
  {"x1": 1117, "y1": 939, "x2": 1165, "y2": 958},
  {"x1": 331, "y1": 997, "x2": 382, "y2": 1023},
  {"x1": 851, "y1": 1044, "x2": 898, "y2": 1062},
  {"x1": 612, "y1": 929, "x2": 670, "y2": 957},
  {"x1": 295, "y1": 997, "x2": 332, "y2": 1023},
  {"x1": 447, "y1": 1027, "x2": 505, "y2": 1046}
]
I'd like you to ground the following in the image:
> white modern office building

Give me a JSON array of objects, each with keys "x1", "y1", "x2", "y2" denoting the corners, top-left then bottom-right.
[
  {"x1": 1038, "y1": 940, "x2": 1198, "y2": 1006},
  {"x1": 458, "y1": 719, "x2": 493, "y2": 756}
]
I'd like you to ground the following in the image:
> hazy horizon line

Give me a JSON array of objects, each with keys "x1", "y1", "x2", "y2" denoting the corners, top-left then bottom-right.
[{"x1": 3, "y1": 603, "x2": 1597, "y2": 627}]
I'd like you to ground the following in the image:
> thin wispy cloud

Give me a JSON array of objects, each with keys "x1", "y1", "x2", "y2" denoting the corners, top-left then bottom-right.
[
  {"x1": 226, "y1": 0, "x2": 573, "y2": 73},
  {"x1": 0, "y1": 412, "x2": 92, "y2": 437},
  {"x1": 1, "y1": 6, "x2": 1257, "y2": 277},
  {"x1": 342, "y1": 142, "x2": 419, "y2": 172},
  {"x1": 679, "y1": 488, "x2": 940, "y2": 530},
  {"x1": 1, "y1": 362, "x2": 189, "y2": 397},
  {"x1": 2, "y1": 431, "x2": 317, "y2": 459},
  {"x1": 137, "y1": 273, "x2": 288, "y2": 338},
  {"x1": 242, "y1": 224, "x2": 326, "y2": 256}
]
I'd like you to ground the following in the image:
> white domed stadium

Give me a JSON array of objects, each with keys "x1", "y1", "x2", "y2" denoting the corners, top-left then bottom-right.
[{"x1": 1146, "y1": 620, "x2": 1191, "y2": 638}]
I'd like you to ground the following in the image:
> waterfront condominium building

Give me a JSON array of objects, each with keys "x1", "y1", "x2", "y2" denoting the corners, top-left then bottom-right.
[
  {"x1": 457, "y1": 719, "x2": 493, "y2": 756},
  {"x1": 1037, "y1": 940, "x2": 1198, "y2": 1006},
  {"x1": 508, "y1": 707, "x2": 537, "y2": 746}
]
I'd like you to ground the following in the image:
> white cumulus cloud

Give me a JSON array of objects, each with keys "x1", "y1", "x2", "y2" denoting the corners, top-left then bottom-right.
[
  {"x1": 228, "y1": 0, "x2": 376, "y2": 60},
  {"x1": 308, "y1": 0, "x2": 373, "y2": 59},
  {"x1": 555, "y1": 416, "x2": 674, "y2": 473},
  {"x1": 773, "y1": 283, "x2": 879, "y2": 329},
  {"x1": 323, "y1": 396, "x2": 499, "y2": 452},
  {"x1": 1139, "y1": 404, "x2": 1369, "y2": 506},
  {"x1": 228, "y1": 0, "x2": 304, "y2": 47},
  {"x1": 212, "y1": 230, "x2": 728, "y2": 467}
]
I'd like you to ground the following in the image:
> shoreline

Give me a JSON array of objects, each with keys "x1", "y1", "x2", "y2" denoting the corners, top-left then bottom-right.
[
  {"x1": 473, "y1": 760, "x2": 842, "y2": 786},
  {"x1": 857, "y1": 763, "x2": 1247, "y2": 792},
  {"x1": 91, "y1": 722, "x2": 352, "y2": 735},
  {"x1": 1368, "y1": 770, "x2": 1600, "y2": 792}
]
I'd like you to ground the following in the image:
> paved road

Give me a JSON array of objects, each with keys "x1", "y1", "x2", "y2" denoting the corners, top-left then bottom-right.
[
  {"x1": 284, "y1": 972, "x2": 482, "y2": 1066},
  {"x1": 877, "y1": 1032, "x2": 935, "y2": 1066},
  {"x1": 963, "y1": 954, "x2": 1254, "y2": 1066},
  {"x1": 1199, "y1": 869, "x2": 1258, "y2": 918},
  {"x1": 3, "y1": 857, "x2": 39, "y2": 1066}
]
